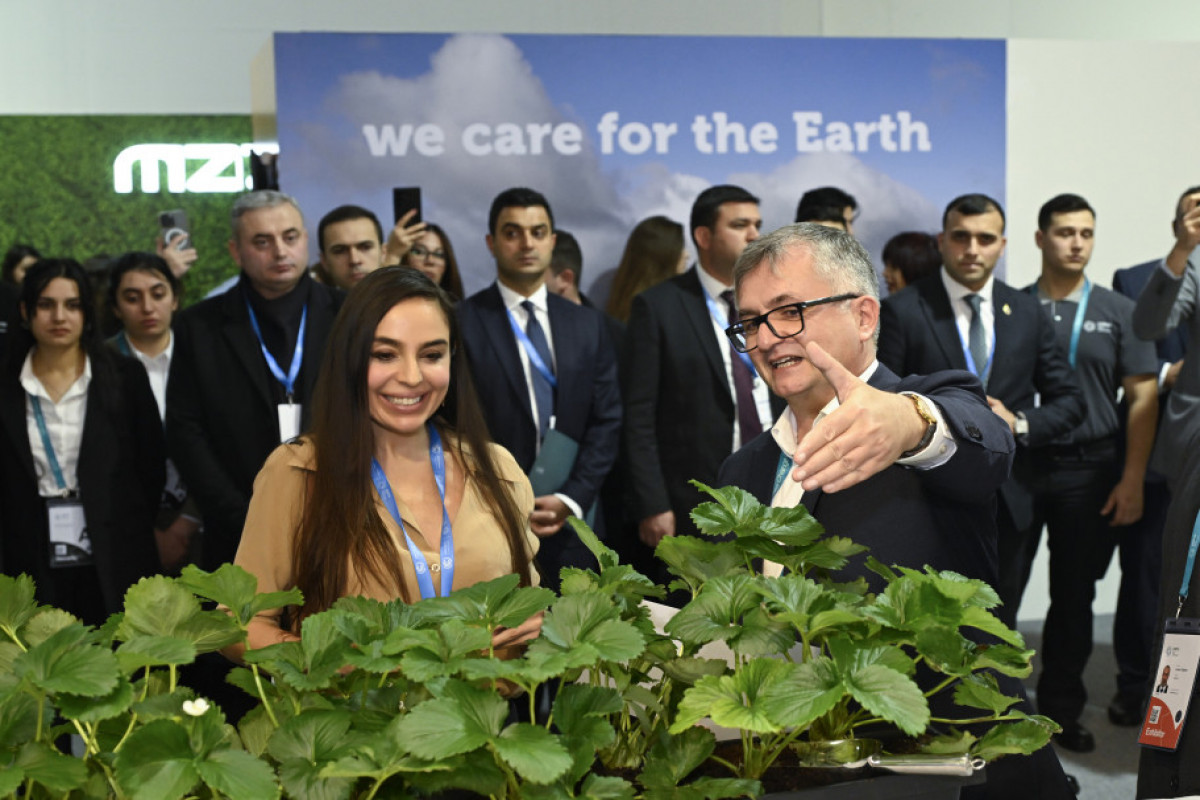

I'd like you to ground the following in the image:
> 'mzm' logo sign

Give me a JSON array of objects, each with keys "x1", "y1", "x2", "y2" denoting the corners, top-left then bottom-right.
[{"x1": 113, "y1": 143, "x2": 280, "y2": 194}]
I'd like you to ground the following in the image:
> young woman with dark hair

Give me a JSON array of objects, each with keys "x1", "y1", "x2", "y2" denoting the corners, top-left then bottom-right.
[
  {"x1": 400, "y1": 223, "x2": 465, "y2": 301},
  {"x1": 0, "y1": 258, "x2": 164, "y2": 625},
  {"x1": 228, "y1": 267, "x2": 540, "y2": 656},
  {"x1": 605, "y1": 216, "x2": 686, "y2": 323}
]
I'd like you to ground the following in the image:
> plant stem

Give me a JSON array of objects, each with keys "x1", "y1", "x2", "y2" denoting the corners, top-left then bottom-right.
[
  {"x1": 929, "y1": 715, "x2": 1002, "y2": 725},
  {"x1": 71, "y1": 719, "x2": 96, "y2": 755},
  {"x1": 923, "y1": 675, "x2": 958, "y2": 698},
  {"x1": 250, "y1": 664, "x2": 279, "y2": 727},
  {"x1": 1, "y1": 625, "x2": 28, "y2": 650},
  {"x1": 169, "y1": 663, "x2": 177, "y2": 693}
]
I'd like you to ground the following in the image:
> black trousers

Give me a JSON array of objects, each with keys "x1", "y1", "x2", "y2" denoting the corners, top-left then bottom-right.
[
  {"x1": 1027, "y1": 455, "x2": 1120, "y2": 725},
  {"x1": 1113, "y1": 478, "x2": 1168, "y2": 698}
]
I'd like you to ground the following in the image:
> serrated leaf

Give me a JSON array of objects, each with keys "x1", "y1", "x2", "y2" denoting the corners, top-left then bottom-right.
[
  {"x1": 972, "y1": 643, "x2": 1036, "y2": 678},
  {"x1": 922, "y1": 729, "x2": 978, "y2": 754},
  {"x1": 57, "y1": 678, "x2": 134, "y2": 722},
  {"x1": 115, "y1": 634, "x2": 197, "y2": 672},
  {"x1": 660, "y1": 656, "x2": 729, "y2": 685},
  {"x1": 553, "y1": 684, "x2": 622, "y2": 733},
  {"x1": 759, "y1": 657, "x2": 844, "y2": 729},
  {"x1": 672, "y1": 660, "x2": 791, "y2": 734},
  {"x1": 393, "y1": 689, "x2": 505, "y2": 760},
  {"x1": 0, "y1": 767, "x2": 22, "y2": 797},
  {"x1": 843, "y1": 664, "x2": 928, "y2": 736},
  {"x1": 15, "y1": 741, "x2": 88, "y2": 793},
  {"x1": 493, "y1": 585, "x2": 556, "y2": 630},
  {"x1": 493, "y1": 723, "x2": 573, "y2": 783},
  {"x1": 952, "y1": 673, "x2": 1020, "y2": 715},
  {"x1": 913, "y1": 626, "x2": 973, "y2": 675},
  {"x1": 197, "y1": 748, "x2": 280, "y2": 800},
  {"x1": 640, "y1": 725, "x2": 716, "y2": 788},
  {"x1": 113, "y1": 719, "x2": 199, "y2": 800},
  {"x1": 237, "y1": 704, "x2": 275, "y2": 757},
  {"x1": 961, "y1": 605, "x2": 1025, "y2": 647},
  {"x1": 579, "y1": 773, "x2": 636, "y2": 799},
  {"x1": 568, "y1": 516, "x2": 620, "y2": 570},
  {"x1": 688, "y1": 480, "x2": 765, "y2": 539},
  {"x1": 119, "y1": 576, "x2": 244, "y2": 652},
  {"x1": 0, "y1": 574, "x2": 38, "y2": 634},
  {"x1": 0, "y1": 691, "x2": 39, "y2": 749},
  {"x1": 22, "y1": 607, "x2": 79, "y2": 647},
  {"x1": 400, "y1": 749, "x2": 505, "y2": 796},
  {"x1": 972, "y1": 717, "x2": 1057, "y2": 760},
  {"x1": 655, "y1": 536, "x2": 747, "y2": 590},
  {"x1": 665, "y1": 575, "x2": 758, "y2": 649},
  {"x1": 14, "y1": 623, "x2": 120, "y2": 696}
]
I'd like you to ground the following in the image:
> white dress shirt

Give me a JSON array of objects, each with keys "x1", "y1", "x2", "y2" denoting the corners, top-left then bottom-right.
[
  {"x1": 763, "y1": 360, "x2": 956, "y2": 577},
  {"x1": 123, "y1": 331, "x2": 174, "y2": 421},
  {"x1": 940, "y1": 267, "x2": 996, "y2": 376},
  {"x1": 495, "y1": 281, "x2": 581, "y2": 518},
  {"x1": 20, "y1": 351, "x2": 92, "y2": 497},
  {"x1": 694, "y1": 265, "x2": 773, "y2": 449}
]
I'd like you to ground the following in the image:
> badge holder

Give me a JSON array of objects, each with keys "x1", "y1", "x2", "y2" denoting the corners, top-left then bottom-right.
[
  {"x1": 1140, "y1": 510, "x2": 1200, "y2": 751},
  {"x1": 47, "y1": 495, "x2": 92, "y2": 568}
]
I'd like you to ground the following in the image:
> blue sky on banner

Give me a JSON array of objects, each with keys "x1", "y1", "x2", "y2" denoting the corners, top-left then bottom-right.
[{"x1": 274, "y1": 33, "x2": 1005, "y2": 296}]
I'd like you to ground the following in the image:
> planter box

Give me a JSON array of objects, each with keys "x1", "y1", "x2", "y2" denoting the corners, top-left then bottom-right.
[{"x1": 763, "y1": 768, "x2": 985, "y2": 799}]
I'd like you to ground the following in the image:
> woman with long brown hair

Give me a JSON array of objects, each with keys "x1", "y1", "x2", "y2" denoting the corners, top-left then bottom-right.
[
  {"x1": 228, "y1": 267, "x2": 539, "y2": 655},
  {"x1": 605, "y1": 216, "x2": 686, "y2": 323}
]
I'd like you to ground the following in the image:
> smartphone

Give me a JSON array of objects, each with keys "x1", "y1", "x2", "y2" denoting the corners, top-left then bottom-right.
[
  {"x1": 158, "y1": 209, "x2": 191, "y2": 250},
  {"x1": 393, "y1": 187, "x2": 422, "y2": 225}
]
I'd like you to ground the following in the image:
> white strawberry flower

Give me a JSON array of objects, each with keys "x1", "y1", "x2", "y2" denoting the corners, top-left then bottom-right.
[{"x1": 182, "y1": 698, "x2": 210, "y2": 717}]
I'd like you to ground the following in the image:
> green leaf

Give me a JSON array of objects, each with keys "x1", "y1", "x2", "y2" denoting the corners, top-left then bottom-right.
[
  {"x1": 0, "y1": 574, "x2": 38, "y2": 635},
  {"x1": 119, "y1": 576, "x2": 244, "y2": 652},
  {"x1": 197, "y1": 748, "x2": 281, "y2": 800},
  {"x1": 114, "y1": 719, "x2": 201, "y2": 800},
  {"x1": 15, "y1": 741, "x2": 88, "y2": 793},
  {"x1": 237, "y1": 704, "x2": 276, "y2": 758},
  {"x1": 493, "y1": 585, "x2": 556, "y2": 630},
  {"x1": 493, "y1": 722, "x2": 573, "y2": 783},
  {"x1": 400, "y1": 749, "x2": 505, "y2": 796},
  {"x1": 0, "y1": 767, "x2": 22, "y2": 798},
  {"x1": 655, "y1": 536, "x2": 747, "y2": 591},
  {"x1": 640, "y1": 725, "x2": 716, "y2": 788},
  {"x1": 115, "y1": 635, "x2": 197, "y2": 672},
  {"x1": 913, "y1": 626, "x2": 973, "y2": 675},
  {"x1": 843, "y1": 664, "x2": 929, "y2": 736},
  {"x1": 688, "y1": 481, "x2": 765, "y2": 539},
  {"x1": 960, "y1": 605, "x2": 1025, "y2": 647},
  {"x1": 538, "y1": 593, "x2": 645, "y2": 662},
  {"x1": 972, "y1": 717, "x2": 1057, "y2": 760},
  {"x1": 665, "y1": 575, "x2": 759, "y2": 649},
  {"x1": 21, "y1": 607, "x2": 79, "y2": 647},
  {"x1": 660, "y1": 656, "x2": 730, "y2": 686},
  {"x1": 568, "y1": 516, "x2": 620, "y2": 570},
  {"x1": 393, "y1": 685, "x2": 506, "y2": 760},
  {"x1": 268, "y1": 709, "x2": 353, "y2": 763},
  {"x1": 729, "y1": 605, "x2": 795, "y2": 657},
  {"x1": 57, "y1": 678, "x2": 135, "y2": 722},
  {"x1": 579, "y1": 773, "x2": 636, "y2": 799},
  {"x1": 952, "y1": 673, "x2": 1020, "y2": 714},
  {"x1": 672, "y1": 659, "x2": 791, "y2": 734},
  {"x1": 759, "y1": 657, "x2": 844, "y2": 730},
  {"x1": 972, "y1": 643, "x2": 1036, "y2": 678},
  {"x1": 0, "y1": 692, "x2": 39, "y2": 750},
  {"x1": 178, "y1": 563, "x2": 287, "y2": 625},
  {"x1": 14, "y1": 623, "x2": 120, "y2": 696},
  {"x1": 922, "y1": 729, "x2": 978, "y2": 754}
]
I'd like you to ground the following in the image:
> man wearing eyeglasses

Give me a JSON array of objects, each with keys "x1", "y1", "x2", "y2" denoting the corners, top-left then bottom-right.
[
  {"x1": 877, "y1": 193, "x2": 1085, "y2": 634},
  {"x1": 717, "y1": 223, "x2": 1075, "y2": 800}
]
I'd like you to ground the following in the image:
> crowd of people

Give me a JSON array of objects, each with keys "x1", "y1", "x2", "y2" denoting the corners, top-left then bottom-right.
[{"x1": 3, "y1": 179, "x2": 1200, "y2": 798}]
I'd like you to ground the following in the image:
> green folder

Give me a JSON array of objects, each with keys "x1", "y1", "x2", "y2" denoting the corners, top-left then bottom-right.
[{"x1": 529, "y1": 428, "x2": 597, "y2": 527}]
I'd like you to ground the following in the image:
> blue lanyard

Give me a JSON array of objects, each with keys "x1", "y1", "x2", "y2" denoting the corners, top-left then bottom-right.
[
  {"x1": 244, "y1": 299, "x2": 307, "y2": 400},
  {"x1": 957, "y1": 303, "x2": 996, "y2": 382},
  {"x1": 1178, "y1": 510, "x2": 1200, "y2": 618},
  {"x1": 30, "y1": 396, "x2": 68, "y2": 491},
  {"x1": 505, "y1": 307, "x2": 557, "y2": 389},
  {"x1": 115, "y1": 332, "x2": 132, "y2": 357},
  {"x1": 771, "y1": 449, "x2": 793, "y2": 499},
  {"x1": 701, "y1": 285, "x2": 759, "y2": 377},
  {"x1": 1066, "y1": 279, "x2": 1092, "y2": 369},
  {"x1": 370, "y1": 424, "x2": 455, "y2": 600}
]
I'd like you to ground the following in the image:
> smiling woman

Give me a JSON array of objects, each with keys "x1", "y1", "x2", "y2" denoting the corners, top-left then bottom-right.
[{"x1": 226, "y1": 267, "x2": 542, "y2": 661}]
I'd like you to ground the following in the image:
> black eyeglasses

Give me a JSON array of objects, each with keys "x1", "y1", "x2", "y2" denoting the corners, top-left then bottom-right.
[{"x1": 725, "y1": 293, "x2": 860, "y2": 353}]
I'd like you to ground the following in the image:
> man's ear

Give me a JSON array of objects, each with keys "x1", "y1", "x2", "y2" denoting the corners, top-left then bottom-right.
[
  {"x1": 694, "y1": 226, "x2": 712, "y2": 253},
  {"x1": 560, "y1": 267, "x2": 577, "y2": 289},
  {"x1": 858, "y1": 296, "x2": 880, "y2": 342},
  {"x1": 485, "y1": 233, "x2": 495, "y2": 258},
  {"x1": 227, "y1": 239, "x2": 240, "y2": 267},
  {"x1": 1034, "y1": 230, "x2": 1045, "y2": 251}
]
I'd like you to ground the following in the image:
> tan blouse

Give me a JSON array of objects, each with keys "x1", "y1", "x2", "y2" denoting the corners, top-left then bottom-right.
[{"x1": 233, "y1": 436, "x2": 539, "y2": 640}]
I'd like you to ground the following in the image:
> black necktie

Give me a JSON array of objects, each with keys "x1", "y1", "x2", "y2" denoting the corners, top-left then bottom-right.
[
  {"x1": 521, "y1": 299, "x2": 555, "y2": 440},
  {"x1": 721, "y1": 290, "x2": 762, "y2": 441}
]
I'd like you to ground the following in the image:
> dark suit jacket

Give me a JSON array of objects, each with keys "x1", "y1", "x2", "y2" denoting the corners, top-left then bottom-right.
[
  {"x1": 457, "y1": 284, "x2": 621, "y2": 516},
  {"x1": 166, "y1": 277, "x2": 344, "y2": 570},
  {"x1": 717, "y1": 366, "x2": 1011, "y2": 591},
  {"x1": 0, "y1": 350, "x2": 164, "y2": 619},
  {"x1": 621, "y1": 269, "x2": 785, "y2": 538},
  {"x1": 1115, "y1": 260, "x2": 1189, "y2": 366},
  {"x1": 877, "y1": 274, "x2": 1085, "y2": 530}
]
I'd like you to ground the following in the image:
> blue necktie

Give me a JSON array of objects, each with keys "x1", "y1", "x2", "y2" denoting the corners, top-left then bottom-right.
[{"x1": 521, "y1": 300, "x2": 555, "y2": 440}]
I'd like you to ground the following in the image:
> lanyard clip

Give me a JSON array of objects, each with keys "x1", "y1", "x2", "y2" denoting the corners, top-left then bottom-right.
[{"x1": 1178, "y1": 595, "x2": 1187, "y2": 620}]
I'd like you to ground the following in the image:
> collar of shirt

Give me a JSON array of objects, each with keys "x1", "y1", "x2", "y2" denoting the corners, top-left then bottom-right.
[
  {"x1": 19, "y1": 348, "x2": 93, "y2": 402},
  {"x1": 694, "y1": 264, "x2": 734, "y2": 321},
  {"x1": 769, "y1": 360, "x2": 881, "y2": 455},
  {"x1": 940, "y1": 266, "x2": 995, "y2": 307},
  {"x1": 497, "y1": 280, "x2": 550, "y2": 317},
  {"x1": 127, "y1": 330, "x2": 174, "y2": 369},
  {"x1": 1034, "y1": 279, "x2": 1086, "y2": 304}
]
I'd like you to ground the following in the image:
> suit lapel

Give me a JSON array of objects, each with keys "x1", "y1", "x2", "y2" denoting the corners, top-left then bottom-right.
[
  {"x1": 991, "y1": 283, "x2": 1019, "y2": 380},
  {"x1": 479, "y1": 285, "x2": 537, "y2": 426},
  {"x1": 918, "y1": 279, "x2": 969, "y2": 371},
  {"x1": 546, "y1": 295, "x2": 575, "y2": 405},
  {"x1": 220, "y1": 285, "x2": 275, "y2": 411},
  {"x1": 679, "y1": 269, "x2": 733, "y2": 402},
  {"x1": 299, "y1": 284, "x2": 336, "y2": 403}
]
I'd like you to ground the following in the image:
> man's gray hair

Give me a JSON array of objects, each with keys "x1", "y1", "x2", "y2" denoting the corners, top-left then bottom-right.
[
  {"x1": 230, "y1": 190, "x2": 303, "y2": 235},
  {"x1": 732, "y1": 223, "x2": 879, "y2": 301}
]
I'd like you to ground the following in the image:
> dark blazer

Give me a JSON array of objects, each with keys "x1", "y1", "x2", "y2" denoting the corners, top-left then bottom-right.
[
  {"x1": 1115, "y1": 259, "x2": 1188, "y2": 366},
  {"x1": 457, "y1": 284, "x2": 621, "y2": 516},
  {"x1": 621, "y1": 269, "x2": 785, "y2": 538},
  {"x1": 717, "y1": 366, "x2": 1011, "y2": 591},
  {"x1": 166, "y1": 277, "x2": 344, "y2": 570},
  {"x1": 877, "y1": 274, "x2": 1085, "y2": 530},
  {"x1": 0, "y1": 350, "x2": 165, "y2": 620}
]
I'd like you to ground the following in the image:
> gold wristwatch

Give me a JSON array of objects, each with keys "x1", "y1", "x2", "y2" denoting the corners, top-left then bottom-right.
[{"x1": 899, "y1": 393, "x2": 937, "y2": 459}]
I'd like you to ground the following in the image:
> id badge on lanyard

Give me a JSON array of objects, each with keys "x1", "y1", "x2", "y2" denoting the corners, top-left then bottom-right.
[
  {"x1": 1140, "y1": 510, "x2": 1200, "y2": 751},
  {"x1": 47, "y1": 496, "x2": 92, "y2": 568}
]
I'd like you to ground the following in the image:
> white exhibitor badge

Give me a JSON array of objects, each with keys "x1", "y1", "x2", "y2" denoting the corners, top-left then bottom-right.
[
  {"x1": 278, "y1": 403, "x2": 301, "y2": 442},
  {"x1": 47, "y1": 499, "x2": 92, "y2": 568},
  {"x1": 1140, "y1": 617, "x2": 1200, "y2": 751}
]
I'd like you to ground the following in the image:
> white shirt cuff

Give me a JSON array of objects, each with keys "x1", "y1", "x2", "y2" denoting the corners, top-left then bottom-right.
[
  {"x1": 555, "y1": 492, "x2": 583, "y2": 520},
  {"x1": 895, "y1": 393, "x2": 957, "y2": 470}
]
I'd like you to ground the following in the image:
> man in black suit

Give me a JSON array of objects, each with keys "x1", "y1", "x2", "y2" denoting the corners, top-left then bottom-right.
[
  {"x1": 166, "y1": 190, "x2": 345, "y2": 571},
  {"x1": 1108, "y1": 191, "x2": 1191, "y2": 726},
  {"x1": 620, "y1": 185, "x2": 778, "y2": 591},
  {"x1": 877, "y1": 193, "x2": 1085, "y2": 633},
  {"x1": 718, "y1": 222, "x2": 1072, "y2": 800},
  {"x1": 458, "y1": 188, "x2": 620, "y2": 592}
]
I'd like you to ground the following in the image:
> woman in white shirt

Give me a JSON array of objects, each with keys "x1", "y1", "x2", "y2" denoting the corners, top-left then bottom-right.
[{"x1": 0, "y1": 258, "x2": 164, "y2": 626}]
